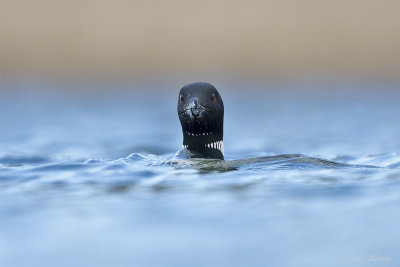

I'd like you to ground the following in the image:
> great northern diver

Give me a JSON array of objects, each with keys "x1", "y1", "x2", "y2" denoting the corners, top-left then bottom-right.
[{"x1": 177, "y1": 82, "x2": 224, "y2": 160}]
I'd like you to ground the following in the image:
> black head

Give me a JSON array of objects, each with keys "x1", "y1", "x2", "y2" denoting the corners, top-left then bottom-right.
[{"x1": 177, "y1": 82, "x2": 224, "y2": 160}]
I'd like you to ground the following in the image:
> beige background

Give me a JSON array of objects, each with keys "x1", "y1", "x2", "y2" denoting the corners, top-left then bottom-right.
[{"x1": 1, "y1": 0, "x2": 399, "y2": 83}]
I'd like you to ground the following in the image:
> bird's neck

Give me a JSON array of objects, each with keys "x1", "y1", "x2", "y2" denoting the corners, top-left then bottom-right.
[{"x1": 182, "y1": 131, "x2": 224, "y2": 160}]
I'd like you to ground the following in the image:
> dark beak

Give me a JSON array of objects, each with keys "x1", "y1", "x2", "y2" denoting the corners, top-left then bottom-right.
[{"x1": 190, "y1": 98, "x2": 202, "y2": 117}]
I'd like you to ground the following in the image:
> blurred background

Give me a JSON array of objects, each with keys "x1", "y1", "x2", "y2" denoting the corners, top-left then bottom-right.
[{"x1": 1, "y1": 0, "x2": 400, "y2": 85}]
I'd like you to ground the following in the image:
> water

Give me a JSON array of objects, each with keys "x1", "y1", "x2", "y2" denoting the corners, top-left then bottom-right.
[{"x1": 1, "y1": 83, "x2": 399, "y2": 266}]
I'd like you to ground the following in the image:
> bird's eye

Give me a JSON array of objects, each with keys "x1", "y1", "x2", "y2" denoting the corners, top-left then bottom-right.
[
  {"x1": 180, "y1": 95, "x2": 184, "y2": 102},
  {"x1": 210, "y1": 94, "x2": 215, "y2": 102}
]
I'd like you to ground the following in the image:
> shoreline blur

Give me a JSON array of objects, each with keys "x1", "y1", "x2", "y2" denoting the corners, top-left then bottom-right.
[{"x1": 1, "y1": 0, "x2": 400, "y2": 85}]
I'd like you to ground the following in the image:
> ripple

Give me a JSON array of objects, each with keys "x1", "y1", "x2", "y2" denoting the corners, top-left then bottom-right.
[
  {"x1": 0, "y1": 151, "x2": 398, "y2": 199},
  {"x1": 0, "y1": 154, "x2": 49, "y2": 165}
]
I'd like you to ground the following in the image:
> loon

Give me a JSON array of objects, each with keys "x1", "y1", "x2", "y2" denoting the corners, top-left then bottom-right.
[{"x1": 177, "y1": 82, "x2": 224, "y2": 160}]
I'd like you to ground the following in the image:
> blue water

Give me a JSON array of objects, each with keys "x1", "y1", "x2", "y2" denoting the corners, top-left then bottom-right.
[{"x1": 1, "y1": 83, "x2": 399, "y2": 266}]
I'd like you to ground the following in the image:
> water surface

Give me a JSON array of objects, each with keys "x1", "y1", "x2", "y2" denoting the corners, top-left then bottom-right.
[{"x1": 0, "y1": 83, "x2": 399, "y2": 266}]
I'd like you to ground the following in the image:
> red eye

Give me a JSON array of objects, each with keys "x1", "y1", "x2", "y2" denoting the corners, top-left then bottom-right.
[
  {"x1": 180, "y1": 95, "x2": 184, "y2": 102},
  {"x1": 210, "y1": 94, "x2": 215, "y2": 102}
]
